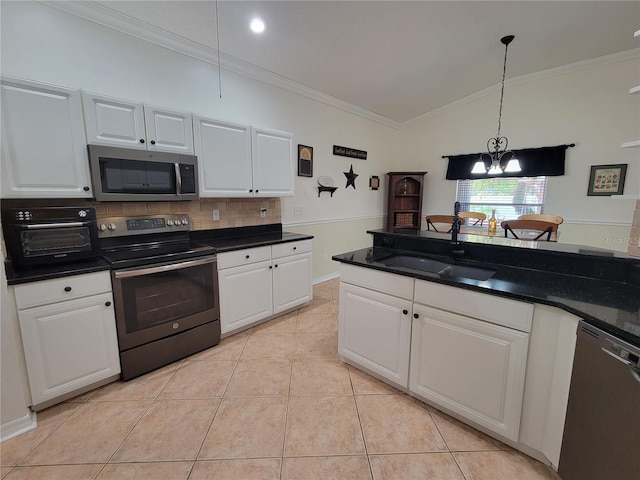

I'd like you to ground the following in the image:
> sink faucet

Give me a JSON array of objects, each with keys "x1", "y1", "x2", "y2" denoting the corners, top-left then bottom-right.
[
  {"x1": 451, "y1": 202, "x2": 464, "y2": 258},
  {"x1": 451, "y1": 201, "x2": 461, "y2": 243}
]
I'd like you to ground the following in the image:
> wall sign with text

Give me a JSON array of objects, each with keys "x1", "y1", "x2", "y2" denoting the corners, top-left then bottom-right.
[{"x1": 333, "y1": 145, "x2": 367, "y2": 160}]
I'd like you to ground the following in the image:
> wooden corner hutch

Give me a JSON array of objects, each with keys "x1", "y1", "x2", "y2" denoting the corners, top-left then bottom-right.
[{"x1": 386, "y1": 172, "x2": 427, "y2": 230}]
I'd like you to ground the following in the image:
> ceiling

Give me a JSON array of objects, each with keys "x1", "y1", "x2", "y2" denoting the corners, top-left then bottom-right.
[{"x1": 81, "y1": 1, "x2": 640, "y2": 125}]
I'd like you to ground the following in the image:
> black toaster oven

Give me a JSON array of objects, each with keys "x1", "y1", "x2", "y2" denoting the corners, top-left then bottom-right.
[{"x1": 2, "y1": 206, "x2": 100, "y2": 268}]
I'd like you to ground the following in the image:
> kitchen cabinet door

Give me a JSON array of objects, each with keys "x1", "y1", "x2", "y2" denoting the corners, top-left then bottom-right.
[
  {"x1": 1, "y1": 77, "x2": 92, "y2": 198},
  {"x1": 338, "y1": 282, "x2": 412, "y2": 388},
  {"x1": 272, "y1": 252, "x2": 312, "y2": 314},
  {"x1": 143, "y1": 105, "x2": 194, "y2": 154},
  {"x1": 251, "y1": 127, "x2": 294, "y2": 197},
  {"x1": 18, "y1": 292, "x2": 120, "y2": 408},
  {"x1": 410, "y1": 303, "x2": 529, "y2": 441},
  {"x1": 218, "y1": 259, "x2": 273, "y2": 334},
  {"x1": 194, "y1": 116, "x2": 252, "y2": 197},
  {"x1": 82, "y1": 92, "x2": 146, "y2": 149}
]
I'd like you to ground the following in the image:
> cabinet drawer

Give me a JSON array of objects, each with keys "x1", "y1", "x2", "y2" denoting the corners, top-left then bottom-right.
[
  {"x1": 414, "y1": 279, "x2": 533, "y2": 332},
  {"x1": 271, "y1": 239, "x2": 312, "y2": 259},
  {"x1": 14, "y1": 271, "x2": 112, "y2": 310},
  {"x1": 217, "y1": 246, "x2": 271, "y2": 269},
  {"x1": 340, "y1": 263, "x2": 414, "y2": 301}
]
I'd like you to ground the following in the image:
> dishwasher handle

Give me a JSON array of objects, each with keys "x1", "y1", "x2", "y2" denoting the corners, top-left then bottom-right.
[{"x1": 601, "y1": 347, "x2": 640, "y2": 383}]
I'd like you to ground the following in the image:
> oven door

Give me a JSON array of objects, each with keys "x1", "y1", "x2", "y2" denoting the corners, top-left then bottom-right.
[
  {"x1": 111, "y1": 256, "x2": 219, "y2": 351},
  {"x1": 11, "y1": 221, "x2": 99, "y2": 267}
]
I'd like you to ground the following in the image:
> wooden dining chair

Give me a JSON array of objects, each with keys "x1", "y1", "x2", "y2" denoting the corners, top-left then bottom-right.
[
  {"x1": 500, "y1": 219, "x2": 558, "y2": 241},
  {"x1": 458, "y1": 211, "x2": 487, "y2": 226},
  {"x1": 426, "y1": 215, "x2": 465, "y2": 233},
  {"x1": 517, "y1": 214, "x2": 564, "y2": 225}
]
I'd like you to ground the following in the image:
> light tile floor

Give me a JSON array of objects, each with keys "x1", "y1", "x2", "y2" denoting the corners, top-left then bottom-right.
[{"x1": 1, "y1": 278, "x2": 561, "y2": 480}]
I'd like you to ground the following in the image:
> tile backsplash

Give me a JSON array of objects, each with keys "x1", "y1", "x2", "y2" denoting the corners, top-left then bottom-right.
[{"x1": 1, "y1": 197, "x2": 282, "y2": 231}]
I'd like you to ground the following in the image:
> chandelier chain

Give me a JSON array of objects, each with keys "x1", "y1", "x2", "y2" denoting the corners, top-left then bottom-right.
[{"x1": 496, "y1": 40, "x2": 509, "y2": 140}]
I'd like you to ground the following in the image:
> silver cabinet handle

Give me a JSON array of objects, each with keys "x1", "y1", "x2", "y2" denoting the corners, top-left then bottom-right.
[{"x1": 114, "y1": 257, "x2": 216, "y2": 279}]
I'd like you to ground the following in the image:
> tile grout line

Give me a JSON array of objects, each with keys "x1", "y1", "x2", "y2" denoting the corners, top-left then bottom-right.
[
  {"x1": 190, "y1": 334, "x2": 249, "y2": 468},
  {"x1": 101, "y1": 360, "x2": 184, "y2": 468},
  {"x1": 279, "y1": 318, "x2": 298, "y2": 480}
]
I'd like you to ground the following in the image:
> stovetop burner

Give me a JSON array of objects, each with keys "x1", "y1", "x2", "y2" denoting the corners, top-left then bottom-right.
[{"x1": 98, "y1": 214, "x2": 216, "y2": 269}]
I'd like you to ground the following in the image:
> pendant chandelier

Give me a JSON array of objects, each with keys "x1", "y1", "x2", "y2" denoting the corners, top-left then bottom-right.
[{"x1": 472, "y1": 35, "x2": 521, "y2": 176}]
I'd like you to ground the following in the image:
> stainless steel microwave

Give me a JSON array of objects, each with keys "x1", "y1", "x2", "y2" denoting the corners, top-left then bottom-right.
[{"x1": 88, "y1": 145, "x2": 199, "y2": 202}]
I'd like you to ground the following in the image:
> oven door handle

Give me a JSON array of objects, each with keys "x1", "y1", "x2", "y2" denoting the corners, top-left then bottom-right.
[
  {"x1": 113, "y1": 257, "x2": 216, "y2": 279},
  {"x1": 25, "y1": 222, "x2": 86, "y2": 229}
]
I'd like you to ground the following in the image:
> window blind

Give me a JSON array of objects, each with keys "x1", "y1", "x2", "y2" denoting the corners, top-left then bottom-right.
[{"x1": 456, "y1": 176, "x2": 548, "y2": 218}]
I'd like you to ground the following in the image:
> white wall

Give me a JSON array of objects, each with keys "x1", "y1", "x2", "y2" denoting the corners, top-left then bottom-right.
[
  {"x1": 0, "y1": 1, "x2": 399, "y2": 432},
  {"x1": 395, "y1": 54, "x2": 640, "y2": 251}
]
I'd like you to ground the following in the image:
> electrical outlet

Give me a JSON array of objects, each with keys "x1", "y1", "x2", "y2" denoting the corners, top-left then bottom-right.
[
  {"x1": 323, "y1": 254, "x2": 329, "y2": 262},
  {"x1": 260, "y1": 208, "x2": 267, "y2": 218},
  {"x1": 212, "y1": 210, "x2": 220, "y2": 221},
  {"x1": 294, "y1": 206, "x2": 303, "y2": 216}
]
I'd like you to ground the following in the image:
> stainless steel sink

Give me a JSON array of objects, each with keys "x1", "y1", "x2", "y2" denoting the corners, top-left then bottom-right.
[{"x1": 376, "y1": 254, "x2": 495, "y2": 281}]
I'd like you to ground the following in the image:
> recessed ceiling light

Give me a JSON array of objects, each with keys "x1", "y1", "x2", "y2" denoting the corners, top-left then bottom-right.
[{"x1": 250, "y1": 18, "x2": 265, "y2": 34}]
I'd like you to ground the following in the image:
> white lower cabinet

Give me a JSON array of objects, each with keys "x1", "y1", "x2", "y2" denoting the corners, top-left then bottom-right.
[
  {"x1": 218, "y1": 240, "x2": 312, "y2": 335},
  {"x1": 218, "y1": 258, "x2": 274, "y2": 334},
  {"x1": 338, "y1": 282, "x2": 412, "y2": 388},
  {"x1": 14, "y1": 271, "x2": 120, "y2": 410},
  {"x1": 409, "y1": 303, "x2": 529, "y2": 441}
]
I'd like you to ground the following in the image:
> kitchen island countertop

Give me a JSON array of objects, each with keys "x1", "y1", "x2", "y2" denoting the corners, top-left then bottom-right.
[{"x1": 333, "y1": 229, "x2": 640, "y2": 348}]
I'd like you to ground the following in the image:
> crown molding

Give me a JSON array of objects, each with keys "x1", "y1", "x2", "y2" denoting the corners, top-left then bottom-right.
[
  {"x1": 38, "y1": 1, "x2": 401, "y2": 129},
  {"x1": 38, "y1": 1, "x2": 639, "y2": 131},
  {"x1": 402, "y1": 48, "x2": 640, "y2": 128}
]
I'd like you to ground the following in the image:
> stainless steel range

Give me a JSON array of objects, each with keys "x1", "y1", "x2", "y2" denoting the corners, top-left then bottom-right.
[{"x1": 99, "y1": 214, "x2": 220, "y2": 381}]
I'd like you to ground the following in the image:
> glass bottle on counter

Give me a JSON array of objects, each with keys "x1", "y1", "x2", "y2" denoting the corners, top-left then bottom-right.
[{"x1": 488, "y1": 209, "x2": 498, "y2": 234}]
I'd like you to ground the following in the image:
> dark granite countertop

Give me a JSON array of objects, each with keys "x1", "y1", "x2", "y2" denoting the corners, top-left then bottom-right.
[
  {"x1": 190, "y1": 224, "x2": 313, "y2": 252},
  {"x1": 5, "y1": 257, "x2": 111, "y2": 286},
  {"x1": 333, "y1": 229, "x2": 640, "y2": 348},
  {"x1": 5, "y1": 224, "x2": 312, "y2": 285}
]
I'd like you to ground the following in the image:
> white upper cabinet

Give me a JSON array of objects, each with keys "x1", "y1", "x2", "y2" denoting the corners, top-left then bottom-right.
[
  {"x1": 251, "y1": 127, "x2": 294, "y2": 197},
  {"x1": 83, "y1": 92, "x2": 194, "y2": 154},
  {"x1": 194, "y1": 116, "x2": 294, "y2": 197},
  {"x1": 194, "y1": 118, "x2": 294, "y2": 198},
  {"x1": 143, "y1": 104, "x2": 194, "y2": 153},
  {"x1": 194, "y1": 116, "x2": 253, "y2": 197},
  {"x1": 82, "y1": 92, "x2": 146, "y2": 149},
  {"x1": 1, "y1": 77, "x2": 92, "y2": 198}
]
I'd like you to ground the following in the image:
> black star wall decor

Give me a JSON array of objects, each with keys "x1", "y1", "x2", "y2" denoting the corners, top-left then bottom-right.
[{"x1": 344, "y1": 164, "x2": 358, "y2": 189}]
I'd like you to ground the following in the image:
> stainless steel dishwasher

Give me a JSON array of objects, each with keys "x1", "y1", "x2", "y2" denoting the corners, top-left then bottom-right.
[{"x1": 558, "y1": 321, "x2": 640, "y2": 480}]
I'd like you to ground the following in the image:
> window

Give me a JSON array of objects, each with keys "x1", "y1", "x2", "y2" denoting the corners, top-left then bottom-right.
[{"x1": 456, "y1": 176, "x2": 548, "y2": 219}]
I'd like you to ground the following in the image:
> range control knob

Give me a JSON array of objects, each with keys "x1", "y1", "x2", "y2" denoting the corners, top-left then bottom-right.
[
  {"x1": 78, "y1": 210, "x2": 87, "y2": 218},
  {"x1": 98, "y1": 224, "x2": 107, "y2": 232},
  {"x1": 181, "y1": 218, "x2": 188, "y2": 225},
  {"x1": 167, "y1": 220, "x2": 174, "y2": 226},
  {"x1": 107, "y1": 223, "x2": 117, "y2": 231}
]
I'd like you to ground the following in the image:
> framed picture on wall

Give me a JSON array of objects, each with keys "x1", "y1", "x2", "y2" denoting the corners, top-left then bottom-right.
[
  {"x1": 298, "y1": 145, "x2": 313, "y2": 177},
  {"x1": 587, "y1": 164, "x2": 627, "y2": 196}
]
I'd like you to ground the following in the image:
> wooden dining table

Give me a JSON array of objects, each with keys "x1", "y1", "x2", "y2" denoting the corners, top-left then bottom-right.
[{"x1": 458, "y1": 224, "x2": 558, "y2": 242}]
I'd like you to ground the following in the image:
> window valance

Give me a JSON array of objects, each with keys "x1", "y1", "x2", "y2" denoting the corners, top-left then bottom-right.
[{"x1": 444, "y1": 144, "x2": 574, "y2": 180}]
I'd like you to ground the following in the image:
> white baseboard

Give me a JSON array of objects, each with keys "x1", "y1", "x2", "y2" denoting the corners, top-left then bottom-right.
[
  {"x1": 313, "y1": 272, "x2": 340, "y2": 285},
  {"x1": 0, "y1": 410, "x2": 36, "y2": 443}
]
